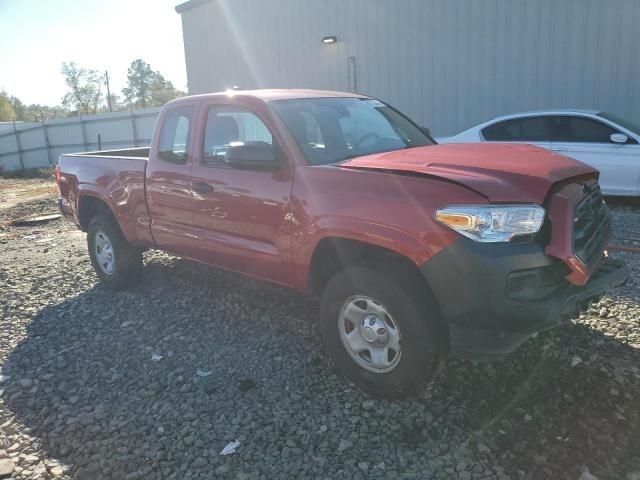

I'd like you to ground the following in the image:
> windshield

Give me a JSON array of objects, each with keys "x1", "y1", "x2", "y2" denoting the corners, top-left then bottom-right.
[
  {"x1": 597, "y1": 112, "x2": 640, "y2": 136},
  {"x1": 270, "y1": 97, "x2": 434, "y2": 165}
]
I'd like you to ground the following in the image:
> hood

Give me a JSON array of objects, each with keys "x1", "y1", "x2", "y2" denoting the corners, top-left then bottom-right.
[{"x1": 340, "y1": 143, "x2": 597, "y2": 203}]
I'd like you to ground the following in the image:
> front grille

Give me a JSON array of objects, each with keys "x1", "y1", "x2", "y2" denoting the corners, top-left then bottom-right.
[{"x1": 573, "y1": 186, "x2": 611, "y2": 267}]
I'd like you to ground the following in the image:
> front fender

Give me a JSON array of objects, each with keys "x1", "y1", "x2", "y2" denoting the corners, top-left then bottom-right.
[
  {"x1": 312, "y1": 216, "x2": 434, "y2": 264},
  {"x1": 288, "y1": 164, "x2": 475, "y2": 291},
  {"x1": 290, "y1": 215, "x2": 452, "y2": 292}
]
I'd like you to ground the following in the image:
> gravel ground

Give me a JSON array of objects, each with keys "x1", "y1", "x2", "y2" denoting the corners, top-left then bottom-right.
[{"x1": 0, "y1": 181, "x2": 639, "y2": 480}]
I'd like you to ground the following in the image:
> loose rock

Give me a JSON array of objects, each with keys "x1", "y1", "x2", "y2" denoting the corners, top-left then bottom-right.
[
  {"x1": 0, "y1": 459, "x2": 15, "y2": 477},
  {"x1": 0, "y1": 178, "x2": 638, "y2": 480}
]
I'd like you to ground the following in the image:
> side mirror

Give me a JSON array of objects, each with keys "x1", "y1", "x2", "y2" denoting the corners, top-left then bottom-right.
[
  {"x1": 226, "y1": 141, "x2": 279, "y2": 170},
  {"x1": 610, "y1": 133, "x2": 628, "y2": 144},
  {"x1": 420, "y1": 126, "x2": 432, "y2": 137}
]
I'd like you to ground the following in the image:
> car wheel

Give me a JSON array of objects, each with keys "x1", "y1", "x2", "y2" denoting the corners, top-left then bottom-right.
[
  {"x1": 320, "y1": 266, "x2": 445, "y2": 398},
  {"x1": 87, "y1": 214, "x2": 142, "y2": 290}
]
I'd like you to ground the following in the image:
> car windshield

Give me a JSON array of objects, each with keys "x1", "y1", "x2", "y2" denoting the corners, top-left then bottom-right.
[
  {"x1": 270, "y1": 97, "x2": 434, "y2": 165},
  {"x1": 597, "y1": 112, "x2": 640, "y2": 136}
]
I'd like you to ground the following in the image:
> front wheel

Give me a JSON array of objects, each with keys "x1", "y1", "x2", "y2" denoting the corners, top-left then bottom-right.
[
  {"x1": 87, "y1": 214, "x2": 142, "y2": 290},
  {"x1": 320, "y1": 266, "x2": 445, "y2": 398}
]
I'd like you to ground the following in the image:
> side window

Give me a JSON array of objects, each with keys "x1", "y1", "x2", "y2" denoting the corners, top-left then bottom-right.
[
  {"x1": 482, "y1": 117, "x2": 548, "y2": 142},
  {"x1": 203, "y1": 107, "x2": 273, "y2": 166},
  {"x1": 549, "y1": 116, "x2": 618, "y2": 143},
  {"x1": 158, "y1": 107, "x2": 193, "y2": 165}
]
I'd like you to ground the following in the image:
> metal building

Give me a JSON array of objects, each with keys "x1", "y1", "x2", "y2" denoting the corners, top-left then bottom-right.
[{"x1": 176, "y1": 0, "x2": 640, "y2": 136}]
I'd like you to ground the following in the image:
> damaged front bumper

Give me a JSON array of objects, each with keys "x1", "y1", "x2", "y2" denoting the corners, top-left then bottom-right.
[{"x1": 420, "y1": 239, "x2": 629, "y2": 361}]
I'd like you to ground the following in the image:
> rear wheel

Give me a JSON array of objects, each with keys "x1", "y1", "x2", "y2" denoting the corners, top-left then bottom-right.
[
  {"x1": 87, "y1": 214, "x2": 142, "y2": 290},
  {"x1": 320, "y1": 266, "x2": 445, "y2": 398}
]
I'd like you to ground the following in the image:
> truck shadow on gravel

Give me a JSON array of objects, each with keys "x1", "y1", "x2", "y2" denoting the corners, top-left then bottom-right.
[{"x1": 2, "y1": 253, "x2": 640, "y2": 480}]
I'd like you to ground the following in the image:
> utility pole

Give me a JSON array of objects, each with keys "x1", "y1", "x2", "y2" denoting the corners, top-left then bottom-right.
[{"x1": 105, "y1": 70, "x2": 113, "y2": 112}]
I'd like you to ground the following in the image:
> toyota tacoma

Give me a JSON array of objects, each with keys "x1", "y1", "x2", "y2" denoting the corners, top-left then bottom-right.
[{"x1": 56, "y1": 89, "x2": 628, "y2": 397}]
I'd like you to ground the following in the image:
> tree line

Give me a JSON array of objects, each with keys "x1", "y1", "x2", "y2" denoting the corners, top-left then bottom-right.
[{"x1": 0, "y1": 59, "x2": 185, "y2": 123}]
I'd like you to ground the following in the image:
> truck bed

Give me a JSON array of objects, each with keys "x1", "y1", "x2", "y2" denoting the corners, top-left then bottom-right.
[{"x1": 57, "y1": 147, "x2": 153, "y2": 248}]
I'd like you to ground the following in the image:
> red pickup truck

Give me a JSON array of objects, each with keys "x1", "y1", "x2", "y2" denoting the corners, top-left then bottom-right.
[{"x1": 56, "y1": 89, "x2": 628, "y2": 397}]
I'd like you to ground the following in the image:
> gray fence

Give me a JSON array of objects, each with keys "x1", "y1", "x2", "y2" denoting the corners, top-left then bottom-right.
[{"x1": 0, "y1": 107, "x2": 162, "y2": 172}]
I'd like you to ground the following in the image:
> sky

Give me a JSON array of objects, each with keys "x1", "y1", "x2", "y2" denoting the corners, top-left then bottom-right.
[{"x1": 0, "y1": 0, "x2": 188, "y2": 106}]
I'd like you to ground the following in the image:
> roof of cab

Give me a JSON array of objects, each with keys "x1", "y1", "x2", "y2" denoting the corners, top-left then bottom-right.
[{"x1": 171, "y1": 89, "x2": 370, "y2": 104}]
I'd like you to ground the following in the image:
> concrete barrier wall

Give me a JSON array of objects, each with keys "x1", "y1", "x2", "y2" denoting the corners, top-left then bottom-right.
[{"x1": 0, "y1": 107, "x2": 162, "y2": 172}]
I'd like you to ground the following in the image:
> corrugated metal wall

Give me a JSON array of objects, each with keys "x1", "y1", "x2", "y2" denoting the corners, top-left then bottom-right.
[
  {"x1": 179, "y1": 0, "x2": 640, "y2": 136},
  {"x1": 0, "y1": 108, "x2": 161, "y2": 172}
]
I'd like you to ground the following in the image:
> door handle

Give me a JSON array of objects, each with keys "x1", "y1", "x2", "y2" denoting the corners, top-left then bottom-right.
[{"x1": 192, "y1": 181, "x2": 214, "y2": 194}]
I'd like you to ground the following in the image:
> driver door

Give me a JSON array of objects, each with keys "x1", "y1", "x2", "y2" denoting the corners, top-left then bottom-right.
[{"x1": 189, "y1": 104, "x2": 294, "y2": 284}]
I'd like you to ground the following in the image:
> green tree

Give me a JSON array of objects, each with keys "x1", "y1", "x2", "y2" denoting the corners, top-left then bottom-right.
[
  {"x1": 61, "y1": 62, "x2": 103, "y2": 114},
  {"x1": 0, "y1": 91, "x2": 68, "y2": 122},
  {"x1": 22, "y1": 104, "x2": 68, "y2": 122},
  {"x1": 150, "y1": 78, "x2": 184, "y2": 106},
  {"x1": 10, "y1": 96, "x2": 26, "y2": 120},
  {"x1": 0, "y1": 92, "x2": 16, "y2": 121},
  {"x1": 122, "y1": 59, "x2": 184, "y2": 108}
]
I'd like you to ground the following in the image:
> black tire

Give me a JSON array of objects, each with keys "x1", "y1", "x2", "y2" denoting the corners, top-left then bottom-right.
[
  {"x1": 87, "y1": 214, "x2": 142, "y2": 290},
  {"x1": 320, "y1": 266, "x2": 445, "y2": 398}
]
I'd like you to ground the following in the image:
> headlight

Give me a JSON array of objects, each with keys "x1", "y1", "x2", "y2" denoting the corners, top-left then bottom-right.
[{"x1": 435, "y1": 204, "x2": 545, "y2": 242}]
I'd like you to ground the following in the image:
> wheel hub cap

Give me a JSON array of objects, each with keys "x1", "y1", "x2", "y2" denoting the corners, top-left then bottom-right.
[
  {"x1": 94, "y1": 230, "x2": 115, "y2": 275},
  {"x1": 361, "y1": 315, "x2": 388, "y2": 344},
  {"x1": 338, "y1": 296, "x2": 402, "y2": 373}
]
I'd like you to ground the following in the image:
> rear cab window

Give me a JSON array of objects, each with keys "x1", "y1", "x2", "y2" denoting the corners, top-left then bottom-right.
[{"x1": 158, "y1": 106, "x2": 194, "y2": 164}]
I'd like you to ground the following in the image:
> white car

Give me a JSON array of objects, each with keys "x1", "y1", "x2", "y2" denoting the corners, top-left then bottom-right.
[{"x1": 438, "y1": 110, "x2": 640, "y2": 196}]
